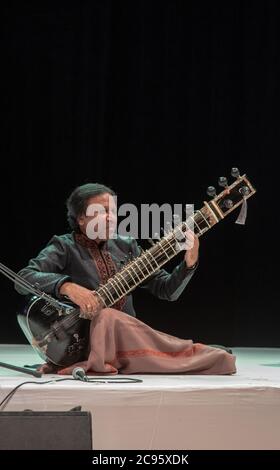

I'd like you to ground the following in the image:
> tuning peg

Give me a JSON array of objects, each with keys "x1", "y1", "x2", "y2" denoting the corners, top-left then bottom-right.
[
  {"x1": 231, "y1": 167, "x2": 240, "y2": 178},
  {"x1": 207, "y1": 186, "x2": 216, "y2": 197},
  {"x1": 147, "y1": 238, "x2": 155, "y2": 246},
  {"x1": 239, "y1": 186, "x2": 250, "y2": 197},
  {"x1": 166, "y1": 221, "x2": 172, "y2": 233},
  {"x1": 173, "y1": 214, "x2": 181, "y2": 226},
  {"x1": 223, "y1": 199, "x2": 233, "y2": 209},
  {"x1": 160, "y1": 227, "x2": 169, "y2": 237},
  {"x1": 218, "y1": 176, "x2": 228, "y2": 187}
]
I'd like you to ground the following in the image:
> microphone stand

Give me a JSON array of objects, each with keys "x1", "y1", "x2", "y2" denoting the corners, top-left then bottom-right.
[{"x1": 0, "y1": 361, "x2": 42, "y2": 378}]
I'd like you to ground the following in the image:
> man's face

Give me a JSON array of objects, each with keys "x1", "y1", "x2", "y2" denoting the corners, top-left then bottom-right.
[{"x1": 78, "y1": 193, "x2": 117, "y2": 241}]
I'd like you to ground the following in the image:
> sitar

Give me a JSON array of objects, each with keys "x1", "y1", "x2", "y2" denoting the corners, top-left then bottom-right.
[{"x1": 0, "y1": 169, "x2": 256, "y2": 366}]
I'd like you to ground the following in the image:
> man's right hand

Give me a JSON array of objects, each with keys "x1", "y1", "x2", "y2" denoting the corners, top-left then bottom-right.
[{"x1": 59, "y1": 282, "x2": 102, "y2": 319}]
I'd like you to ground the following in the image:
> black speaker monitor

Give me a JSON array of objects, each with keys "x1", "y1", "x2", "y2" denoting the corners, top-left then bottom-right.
[{"x1": 0, "y1": 410, "x2": 92, "y2": 450}]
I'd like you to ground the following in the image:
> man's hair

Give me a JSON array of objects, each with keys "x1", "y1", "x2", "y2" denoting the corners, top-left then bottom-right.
[{"x1": 66, "y1": 183, "x2": 116, "y2": 232}]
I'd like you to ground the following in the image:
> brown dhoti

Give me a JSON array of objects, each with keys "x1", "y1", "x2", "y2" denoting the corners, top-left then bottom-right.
[{"x1": 40, "y1": 308, "x2": 236, "y2": 376}]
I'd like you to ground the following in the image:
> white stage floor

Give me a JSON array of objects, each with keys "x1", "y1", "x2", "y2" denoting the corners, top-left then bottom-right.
[{"x1": 0, "y1": 345, "x2": 280, "y2": 450}]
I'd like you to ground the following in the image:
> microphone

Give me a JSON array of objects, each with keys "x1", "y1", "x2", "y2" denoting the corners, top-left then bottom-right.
[{"x1": 72, "y1": 367, "x2": 89, "y2": 382}]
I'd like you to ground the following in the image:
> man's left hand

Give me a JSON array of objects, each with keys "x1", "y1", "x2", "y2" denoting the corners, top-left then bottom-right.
[{"x1": 184, "y1": 230, "x2": 199, "y2": 268}]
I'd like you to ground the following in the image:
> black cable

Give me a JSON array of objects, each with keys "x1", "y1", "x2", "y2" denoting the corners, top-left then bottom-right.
[
  {"x1": 1, "y1": 380, "x2": 54, "y2": 410},
  {"x1": 87, "y1": 377, "x2": 143, "y2": 384},
  {"x1": 0, "y1": 376, "x2": 143, "y2": 410}
]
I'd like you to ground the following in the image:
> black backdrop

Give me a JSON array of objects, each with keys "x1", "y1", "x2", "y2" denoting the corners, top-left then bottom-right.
[{"x1": 1, "y1": 1, "x2": 278, "y2": 346}]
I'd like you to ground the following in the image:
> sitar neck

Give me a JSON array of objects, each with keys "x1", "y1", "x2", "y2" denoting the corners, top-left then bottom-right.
[{"x1": 95, "y1": 173, "x2": 256, "y2": 309}]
